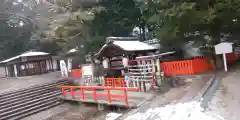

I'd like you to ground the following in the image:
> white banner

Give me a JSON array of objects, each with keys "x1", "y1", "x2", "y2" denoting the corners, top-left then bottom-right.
[
  {"x1": 60, "y1": 60, "x2": 68, "y2": 77},
  {"x1": 67, "y1": 59, "x2": 72, "y2": 72}
]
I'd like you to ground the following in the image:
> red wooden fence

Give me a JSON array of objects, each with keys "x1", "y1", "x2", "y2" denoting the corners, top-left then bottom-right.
[
  {"x1": 160, "y1": 57, "x2": 212, "y2": 76},
  {"x1": 104, "y1": 78, "x2": 126, "y2": 87},
  {"x1": 56, "y1": 85, "x2": 138, "y2": 105}
]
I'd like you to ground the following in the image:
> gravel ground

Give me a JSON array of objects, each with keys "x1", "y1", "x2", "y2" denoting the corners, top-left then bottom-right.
[
  {"x1": 23, "y1": 103, "x2": 74, "y2": 120},
  {"x1": 206, "y1": 69, "x2": 240, "y2": 120},
  {"x1": 44, "y1": 103, "x2": 99, "y2": 120}
]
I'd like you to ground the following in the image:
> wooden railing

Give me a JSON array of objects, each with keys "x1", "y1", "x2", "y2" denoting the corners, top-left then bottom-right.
[{"x1": 56, "y1": 86, "x2": 139, "y2": 105}]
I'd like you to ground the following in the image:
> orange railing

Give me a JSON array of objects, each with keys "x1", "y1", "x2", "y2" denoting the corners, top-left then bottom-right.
[
  {"x1": 56, "y1": 86, "x2": 139, "y2": 105},
  {"x1": 104, "y1": 78, "x2": 126, "y2": 87},
  {"x1": 160, "y1": 57, "x2": 212, "y2": 76}
]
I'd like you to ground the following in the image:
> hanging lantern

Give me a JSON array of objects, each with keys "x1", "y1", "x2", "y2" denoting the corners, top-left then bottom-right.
[
  {"x1": 122, "y1": 57, "x2": 129, "y2": 67},
  {"x1": 102, "y1": 58, "x2": 109, "y2": 68}
]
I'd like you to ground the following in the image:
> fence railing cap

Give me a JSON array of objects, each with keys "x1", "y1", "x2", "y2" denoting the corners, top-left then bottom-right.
[{"x1": 56, "y1": 85, "x2": 139, "y2": 91}]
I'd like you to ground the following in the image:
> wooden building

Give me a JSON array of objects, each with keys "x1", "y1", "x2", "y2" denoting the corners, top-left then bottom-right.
[
  {"x1": 0, "y1": 51, "x2": 58, "y2": 77},
  {"x1": 95, "y1": 40, "x2": 158, "y2": 77}
]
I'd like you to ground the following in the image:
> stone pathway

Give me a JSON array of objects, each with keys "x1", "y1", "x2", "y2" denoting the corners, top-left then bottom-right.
[{"x1": 207, "y1": 68, "x2": 240, "y2": 120}]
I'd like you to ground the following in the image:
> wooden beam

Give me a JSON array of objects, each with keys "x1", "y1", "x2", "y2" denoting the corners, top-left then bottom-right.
[
  {"x1": 4, "y1": 65, "x2": 7, "y2": 77},
  {"x1": 25, "y1": 62, "x2": 28, "y2": 76},
  {"x1": 51, "y1": 58, "x2": 54, "y2": 71}
]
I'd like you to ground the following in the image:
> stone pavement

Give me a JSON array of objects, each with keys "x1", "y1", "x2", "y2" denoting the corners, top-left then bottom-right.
[
  {"x1": 119, "y1": 75, "x2": 214, "y2": 120},
  {"x1": 0, "y1": 71, "x2": 63, "y2": 94},
  {"x1": 207, "y1": 68, "x2": 240, "y2": 120}
]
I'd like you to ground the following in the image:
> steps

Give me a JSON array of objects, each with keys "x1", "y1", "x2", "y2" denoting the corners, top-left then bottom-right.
[{"x1": 0, "y1": 80, "x2": 70, "y2": 120}]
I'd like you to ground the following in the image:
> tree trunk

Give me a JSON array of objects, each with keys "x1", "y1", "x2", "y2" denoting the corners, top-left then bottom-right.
[{"x1": 142, "y1": 26, "x2": 146, "y2": 41}]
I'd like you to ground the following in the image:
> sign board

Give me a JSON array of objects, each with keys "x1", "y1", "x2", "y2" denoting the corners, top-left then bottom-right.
[
  {"x1": 214, "y1": 42, "x2": 234, "y2": 72},
  {"x1": 82, "y1": 64, "x2": 93, "y2": 76},
  {"x1": 214, "y1": 42, "x2": 233, "y2": 55}
]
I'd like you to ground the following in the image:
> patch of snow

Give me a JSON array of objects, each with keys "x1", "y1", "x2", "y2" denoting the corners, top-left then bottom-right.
[
  {"x1": 20, "y1": 52, "x2": 49, "y2": 57},
  {"x1": 106, "y1": 112, "x2": 122, "y2": 120},
  {"x1": 124, "y1": 101, "x2": 224, "y2": 120}
]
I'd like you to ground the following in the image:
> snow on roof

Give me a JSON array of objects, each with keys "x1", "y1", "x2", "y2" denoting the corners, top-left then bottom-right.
[
  {"x1": 0, "y1": 51, "x2": 49, "y2": 63},
  {"x1": 112, "y1": 41, "x2": 157, "y2": 51},
  {"x1": 136, "y1": 51, "x2": 176, "y2": 59},
  {"x1": 67, "y1": 48, "x2": 78, "y2": 53}
]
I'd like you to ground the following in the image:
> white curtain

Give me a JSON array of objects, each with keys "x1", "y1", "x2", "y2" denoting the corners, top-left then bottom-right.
[{"x1": 60, "y1": 60, "x2": 68, "y2": 77}]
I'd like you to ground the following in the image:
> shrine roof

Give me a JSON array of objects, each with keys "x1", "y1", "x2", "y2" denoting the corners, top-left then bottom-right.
[
  {"x1": 95, "y1": 41, "x2": 157, "y2": 57},
  {"x1": 0, "y1": 51, "x2": 49, "y2": 63}
]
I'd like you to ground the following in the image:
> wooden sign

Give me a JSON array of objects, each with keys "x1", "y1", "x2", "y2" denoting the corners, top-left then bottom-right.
[
  {"x1": 214, "y1": 42, "x2": 233, "y2": 55},
  {"x1": 214, "y1": 42, "x2": 233, "y2": 72}
]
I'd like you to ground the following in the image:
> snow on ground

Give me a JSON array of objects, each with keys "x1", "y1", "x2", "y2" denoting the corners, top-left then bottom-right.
[
  {"x1": 123, "y1": 100, "x2": 224, "y2": 120},
  {"x1": 106, "y1": 113, "x2": 123, "y2": 120}
]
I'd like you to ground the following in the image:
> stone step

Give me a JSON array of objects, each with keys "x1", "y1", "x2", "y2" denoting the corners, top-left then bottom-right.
[
  {"x1": 0, "y1": 99, "x2": 62, "y2": 120},
  {"x1": 0, "y1": 82, "x2": 64, "y2": 103},
  {"x1": 0, "y1": 80, "x2": 69, "y2": 119},
  {"x1": 0, "y1": 90, "x2": 60, "y2": 109},
  {"x1": 0, "y1": 81, "x2": 67, "y2": 100},
  {"x1": 0, "y1": 92, "x2": 60, "y2": 115}
]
